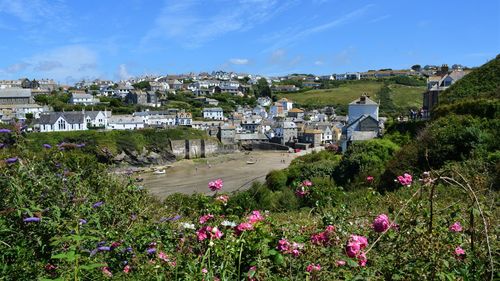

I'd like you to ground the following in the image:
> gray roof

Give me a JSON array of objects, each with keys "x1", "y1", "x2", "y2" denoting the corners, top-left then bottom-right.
[
  {"x1": 203, "y1": 107, "x2": 223, "y2": 112},
  {"x1": 349, "y1": 95, "x2": 378, "y2": 105},
  {"x1": 71, "y1": 93, "x2": 93, "y2": 99},
  {"x1": 85, "y1": 110, "x2": 111, "y2": 119},
  {"x1": 350, "y1": 131, "x2": 378, "y2": 141},
  {"x1": 37, "y1": 112, "x2": 85, "y2": 125},
  {"x1": 0, "y1": 88, "x2": 32, "y2": 98}
]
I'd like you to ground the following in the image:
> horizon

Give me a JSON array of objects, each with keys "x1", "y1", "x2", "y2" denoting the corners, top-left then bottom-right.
[{"x1": 0, "y1": 0, "x2": 498, "y2": 83}]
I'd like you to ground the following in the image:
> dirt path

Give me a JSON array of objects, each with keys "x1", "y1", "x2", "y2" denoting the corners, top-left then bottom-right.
[{"x1": 141, "y1": 151, "x2": 303, "y2": 199}]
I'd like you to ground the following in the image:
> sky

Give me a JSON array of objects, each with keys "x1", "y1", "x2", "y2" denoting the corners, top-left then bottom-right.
[{"x1": 0, "y1": 0, "x2": 498, "y2": 83}]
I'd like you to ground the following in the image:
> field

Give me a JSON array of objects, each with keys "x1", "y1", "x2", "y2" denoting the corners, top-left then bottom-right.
[
  {"x1": 388, "y1": 84, "x2": 425, "y2": 109},
  {"x1": 277, "y1": 81, "x2": 425, "y2": 111}
]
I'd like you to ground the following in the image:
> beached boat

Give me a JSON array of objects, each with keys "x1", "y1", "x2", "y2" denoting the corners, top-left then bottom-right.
[
  {"x1": 135, "y1": 177, "x2": 144, "y2": 182},
  {"x1": 246, "y1": 159, "x2": 256, "y2": 164},
  {"x1": 153, "y1": 169, "x2": 166, "y2": 174}
]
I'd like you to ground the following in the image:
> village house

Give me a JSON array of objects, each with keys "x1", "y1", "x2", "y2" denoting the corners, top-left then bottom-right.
[
  {"x1": 423, "y1": 69, "x2": 470, "y2": 113},
  {"x1": 287, "y1": 108, "x2": 304, "y2": 119},
  {"x1": 107, "y1": 115, "x2": 145, "y2": 130},
  {"x1": 36, "y1": 111, "x2": 87, "y2": 132},
  {"x1": 84, "y1": 110, "x2": 110, "y2": 128},
  {"x1": 273, "y1": 121, "x2": 298, "y2": 145},
  {"x1": 341, "y1": 95, "x2": 382, "y2": 151},
  {"x1": 272, "y1": 85, "x2": 299, "y2": 92},
  {"x1": 302, "y1": 129, "x2": 322, "y2": 147},
  {"x1": 203, "y1": 107, "x2": 224, "y2": 120},
  {"x1": 0, "y1": 88, "x2": 33, "y2": 104},
  {"x1": 257, "y1": 96, "x2": 272, "y2": 107},
  {"x1": 69, "y1": 93, "x2": 100, "y2": 106},
  {"x1": 176, "y1": 110, "x2": 192, "y2": 126}
]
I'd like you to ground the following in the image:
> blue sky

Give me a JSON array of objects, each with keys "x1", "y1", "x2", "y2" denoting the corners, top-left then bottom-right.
[{"x1": 0, "y1": 0, "x2": 498, "y2": 83}]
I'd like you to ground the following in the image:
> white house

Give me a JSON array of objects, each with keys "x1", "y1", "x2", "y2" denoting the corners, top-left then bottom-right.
[
  {"x1": 278, "y1": 98, "x2": 293, "y2": 111},
  {"x1": 347, "y1": 95, "x2": 379, "y2": 123},
  {"x1": 84, "y1": 110, "x2": 110, "y2": 128},
  {"x1": 70, "y1": 93, "x2": 99, "y2": 106},
  {"x1": 257, "y1": 96, "x2": 272, "y2": 107},
  {"x1": 203, "y1": 107, "x2": 224, "y2": 120},
  {"x1": 37, "y1": 112, "x2": 87, "y2": 132},
  {"x1": 146, "y1": 115, "x2": 176, "y2": 126},
  {"x1": 107, "y1": 115, "x2": 145, "y2": 130},
  {"x1": 176, "y1": 111, "x2": 192, "y2": 126}
]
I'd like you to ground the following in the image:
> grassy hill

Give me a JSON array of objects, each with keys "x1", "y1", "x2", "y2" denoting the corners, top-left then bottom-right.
[
  {"x1": 440, "y1": 54, "x2": 500, "y2": 104},
  {"x1": 277, "y1": 80, "x2": 424, "y2": 113}
]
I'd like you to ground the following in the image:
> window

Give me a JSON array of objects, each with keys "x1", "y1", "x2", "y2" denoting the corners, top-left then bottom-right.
[{"x1": 58, "y1": 119, "x2": 66, "y2": 130}]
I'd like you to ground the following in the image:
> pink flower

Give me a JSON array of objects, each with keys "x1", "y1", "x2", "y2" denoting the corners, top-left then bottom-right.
[
  {"x1": 454, "y1": 246, "x2": 465, "y2": 258},
  {"x1": 277, "y1": 239, "x2": 290, "y2": 252},
  {"x1": 311, "y1": 225, "x2": 336, "y2": 246},
  {"x1": 208, "y1": 178, "x2": 223, "y2": 191},
  {"x1": 211, "y1": 227, "x2": 223, "y2": 239},
  {"x1": 123, "y1": 265, "x2": 131, "y2": 274},
  {"x1": 449, "y1": 222, "x2": 462, "y2": 232},
  {"x1": 216, "y1": 194, "x2": 229, "y2": 204},
  {"x1": 302, "y1": 180, "x2": 313, "y2": 187},
  {"x1": 336, "y1": 260, "x2": 346, "y2": 267},
  {"x1": 247, "y1": 266, "x2": 257, "y2": 281},
  {"x1": 396, "y1": 173, "x2": 413, "y2": 187},
  {"x1": 102, "y1": 267, "x2": 112, "y2": 277},
  {"x1": 358, "y1": 252, "x2": 367, "y2": 267},
  {"x1": 350, "y1": 235, "x2": 368, "y2": 249},
  {"x1": 248, "y1": 210, "x2": 264, "y2": 224},
  {"x1": 158, "y1": 251, "x2": 170, "y2": 262},
  {"x1": 199, "y1": 214, "x2": 214, "y2": 224},
  {"x1": 197, "y1": 226, "x2": 210, "y2": 241},
  {"x1": 366, "y1": 176, "x2": 374, "y2": 182},
  {"x1": 346, "y1": 241, "x2": 361, "y2": 258},
  {"x1": 306, "y1": 263, "x2": 321, "y2": 272},
  {"x1": 202, "y1": 268, "x2": 208, "y2": 274},
  {"x1": 373, "y1": 214, "x2": 391, "y2": 233},
  {"x1": 325, "y1": 225, "x2": 335, "y2": 233},
  {"x1": 295, "y1": 186, "x2": 309, "y2": 197},
  {"x1": 236, "y1": 222, "x2": 254, "y2": 233}
]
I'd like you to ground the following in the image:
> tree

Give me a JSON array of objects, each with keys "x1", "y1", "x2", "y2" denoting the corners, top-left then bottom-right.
[
  {"x1": 254, "y1": 78, "x2": 271, "y2": 98},
  {"x1": 411, "y1": 64, "x2": 421, "y2": 72},
  {"x1": 133, "y1": 81, "x2": 151, "y2": 91}
]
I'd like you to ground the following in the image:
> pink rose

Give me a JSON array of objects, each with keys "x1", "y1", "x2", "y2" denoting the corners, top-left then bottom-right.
[
  {"x1": 336, "y1": 260, "x2": 346, "y2": 266},
  {"x1": 366, "y1": 176, "x2": 374, "y2": 182},
  {"x1": 123, "y1": 265, "x2": 131, "y2": 274},
  {"x1": 248, "y1": 210, "x2": 264, "y2": 224},
  {"x1": 236, "y1": 222, "x2": 254, "y2": 232},
  {"x1": 208, "y1": 178, "x2": 223, "y2": 191},
  {"x1": 373, "y1": 214, "x2": 391, "y2": 233},
  {"x1": 302, "y1": 180, "x2": 313, "y2": 187},
  {"x1": 454, "y1": 246, "x2": 465, "y2": 258},
  {"x1": 358, "y1": 252, "x2": 367, "y2": 267},
  {"x1": 199, "y1": 214, "x2": 214, "y2": 224},
  {"x1": 216, "y1": 194, "x2": 229, "y2": 204},
  {"x1": 346, "y1": 241, "x2": 361, "y2": 258},
  {"x1": 306, "y1": 263, "x2": 321, "y2": 272}
]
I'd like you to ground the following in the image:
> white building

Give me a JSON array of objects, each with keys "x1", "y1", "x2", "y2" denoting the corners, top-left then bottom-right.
[
  {"x1": 347, "y1": 95, "x2": 379, "y2": 123},
  {"x1": 37, "y1": 112, "x2": 87, "y2": 132},
  {"x1": 203, "y1": 107, "x2": 224, "y2": 120},
  {"x1": 70, "y1": 93, "x2": 99, "y2": 106},
  {"x1": 107, "y1": 115, "x2": 145, "y2": 130},
  {"x1": 176, "y1": 111, "x2": 192, "y2": 126},
  {"x1": 85, "y1": 110, "x2": 110, "y2": 128}
]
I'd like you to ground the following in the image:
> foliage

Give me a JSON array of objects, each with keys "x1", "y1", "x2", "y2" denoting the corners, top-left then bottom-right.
[
  {"x1": 132, "y1": 81, "x2": 151, "y2": 90},
  {"x1": 440, "y1": 55, "x2": 500, "y2": 104}
]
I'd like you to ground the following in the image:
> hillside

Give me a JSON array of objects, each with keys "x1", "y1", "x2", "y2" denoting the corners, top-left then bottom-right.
[
  {"x1": 277, "y1": 80, "x2": 424, "y2": 113},
  {"x1": 439, "y1": 54, "x2": 500, "y2": 104}
]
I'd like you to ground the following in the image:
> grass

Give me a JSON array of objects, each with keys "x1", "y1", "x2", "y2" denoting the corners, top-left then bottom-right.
[
  {"x1": 277, "y1": 81, "x2": 383, "y2": 107},
  {"x1": 388, "y1": 84, "x2": 425, "y2": 109}
]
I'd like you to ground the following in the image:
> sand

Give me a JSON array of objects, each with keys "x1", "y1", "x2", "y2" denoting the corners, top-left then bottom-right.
[{"x1": 140, "y1": 150, "x2": 307, "y2": 199}]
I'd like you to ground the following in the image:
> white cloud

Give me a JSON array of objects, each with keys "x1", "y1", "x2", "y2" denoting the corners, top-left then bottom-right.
[
  {"x1": 0, "y1": 62, "x2": 30, "y2": 74},
  {"x1": 314, "y1": 60, "x2": 324, "y2": 66},
  {"x1": 229, "y1": 58, "x2": 249, "y2": 65},
  {"x1": 142, "y1": 0, "x2": 293, "y2": 48},
  {"x1": 117, "y1": 64, "x2": 132, "y2": 81}
]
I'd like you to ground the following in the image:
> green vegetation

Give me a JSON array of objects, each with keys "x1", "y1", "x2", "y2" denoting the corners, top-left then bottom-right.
[{"x1": 439, "y1": 54, "x2": 500, "y2": 104}]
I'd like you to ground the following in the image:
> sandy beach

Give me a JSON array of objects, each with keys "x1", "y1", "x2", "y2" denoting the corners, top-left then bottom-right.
[{"x1": 140, "y1": 150, "x2": 305, "y2": 199}]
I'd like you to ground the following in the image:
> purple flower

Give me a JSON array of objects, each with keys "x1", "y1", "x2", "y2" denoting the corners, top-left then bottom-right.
[
  {"x1": 43, "y1": 144, "x2": 52, "y2": 149},
  {"x1": 5, "y1": 157, "x2": 19, "y2": 164},
  {"x1": 98, "y1": 246, "x2": 111, "y2": 251},
  {"x1": 97, "y1": 241, "x2": 107, "y2": 247},
  {"x1": 76, "y1": 143, "x2": 86, "y2": 148},
  {"x1": 23, "y1": 217, "x2": 41, "y2": 223},
  {"x1": 0, "y1": 128, "x2": 11, "y2": 133},
  {"x1": 90, "y1": 249, "x2": 98, "y2": 256},
  {"x1": 0, "y1": 143, "x2": 5, "y2": 149},
  {"x1": 79, "y1": 219, "x2": 87, "y2": 225},
  {"x1": 159, "y1": 215, "x2": 182, "y2": 222},
  {"x1": 92, "y1": 201, "x2": 104, "y2": 208},
  {"x1": 146, "y1": 248, "x2": 156, "y2": 254}
]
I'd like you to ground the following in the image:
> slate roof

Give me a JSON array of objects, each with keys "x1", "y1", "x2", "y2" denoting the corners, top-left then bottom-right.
[
  {"x1": 37, "y1": 112, "x2": 85, "y2": 125},
  {"x1": 203, "y1": 107, "x2": 223, "y2": 112},
  {"x1": 71, "y1": 93, "x2": 93, "y2": 99},
  {"x1": 349, "y1": 95, "x2": 378, "y2": 105},
  {"x1": 0, "y1": 88, "x2": 32, "y2": 98}
]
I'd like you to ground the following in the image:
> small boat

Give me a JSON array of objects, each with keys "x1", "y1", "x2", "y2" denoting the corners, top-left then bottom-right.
[
  {"x1": 246, "y1": 159, "x2": 256, "y2": 164},
  {"x1": 135, "y1": 177, "x2": 144, "y2": 182},
  {"x1": 153, "y1": 169, "x2": 166, "y2": 174}
]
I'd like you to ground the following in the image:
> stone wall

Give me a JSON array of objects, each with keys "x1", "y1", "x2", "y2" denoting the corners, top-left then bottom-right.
[{"x1": 169, "y1": 138, "x2": 234, "y2": 159}]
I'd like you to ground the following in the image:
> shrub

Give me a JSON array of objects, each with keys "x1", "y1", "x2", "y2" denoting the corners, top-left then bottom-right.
[{"x1": 266, "y1": 170, "x2": 288, "y2": 191}]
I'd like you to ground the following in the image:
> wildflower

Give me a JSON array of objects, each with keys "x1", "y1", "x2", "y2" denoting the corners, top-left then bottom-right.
[
  {"x1": 160, "y1": 215, "x2": 182, "y2": 222},
  {"x1": 5, "y1": 157, "x2": 19, "y2": 164},
  {"x1": 97, "y1": 246, "x2": 111, "y2": 252},
  {"x1": 295, "y1": 186, "x2": 309, "y2": 197},
  {"x1": 248, "y1": 266, "x2": 257, "y2": 281},
  {"x1": 236, "y1": 222, "x2": 254, "y2": 233},
  {"x1": 123, "y1": 265, "x2": 131, "y2": 273},
  {"x1": 43, "y1": 144, "x2": 52, "y2": 149},
  {"x1": 306, "y1": 263, "x2": 321, "y2": 272},
  {"x1": 373, "y1": 214, "x2": 391, "y2": 233},
  {"x1": 346, "y1": 241, "x2": 361, "y2": 258},
  {"x1": 197, "y1": 226, "x2": 211, "y2": 241},
  {"x1": 302, "y1": 180, "x2": 313, "y2": 187},
  {"x1": 45, "y1": 264, "x2": 57, "y2": 271},
  {"x1": 199, "y1": 214, "x2": 214, "y2": 224},
  {"x1": 92, "y1": 201, "x2": 104, "y2": 208},
  {"x1": 454, "y1": 246, "x2": 465, "y2": 259},
  {"x1": 208, "y1": 178, "x2": 223, "y2": 191},
  {"x1": 336, "y1": 260, "x2": 346, "y2": 266},
  {"x1": 215, "y1": 194, "x2": 229, "y2": 204},
  {"x1": 311, "y1": 225, "x2": 336, "y2": 246},
  {"x1": 158, "y1": 251, "x2": 170, "y2": 262},
  {"x1": 396, "y1": 173, "x2": 413, "y2": 187},
  {"x1": 102, "y1": 267, "x2": 112, "y2": 277},
  {"x1": 277, "y1": 239, "x2": 290, "y2": 252},
  {"x1": 449, "y1": 222, "x2": 463, "y2": 232},
  {"x1": 0, "y1": 143, "x2": 5, "y2": 149},
  {"x1": 358, "y1": 252, "x2": 368, "y2": 267},
  {"x1": 79, "y1": 219, "x2": 87, "y2": 225},
  {"x1": 221, "y1": 220, "x2": 237, "y2": 227},
  {"x1": 0, "y1": 128, "x2": 11, "y2": 133},
  {"x1": 76, "y1": 143, "x2": 86, "y2": 148},
  {"x1": 23, "y1": 217, "x2": 41, "y2": 223},
  {"x1": 247, "y1": 210, "x2": 264, "y2": 224},
  {"x1": 111, "y1": 241, "x2": 121, "y2": 248},
  {"x1": 202, "y1": 268, "x2": 208, "y2": 274},
  {"x1": 146, "y1": 248, "x2": 156, "y2": 254},
  {"x1": 181, "y1": 222, "x2": 196, "y2": 230},
  {"x1": 366, "y1": 176, "x2": 374, "y2": 182}
]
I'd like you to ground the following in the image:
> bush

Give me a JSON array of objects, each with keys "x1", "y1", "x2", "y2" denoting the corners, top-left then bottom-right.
[{"x1": 265, "y1": 170, "x2": 288, "y2": 191}]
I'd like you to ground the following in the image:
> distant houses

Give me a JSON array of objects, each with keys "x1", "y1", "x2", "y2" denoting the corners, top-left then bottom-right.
[
  {"x1": 423, "y1": 69, "x2": 471, "y2": 113},
  {"x1": 69, "y1": 92, "x2": 99, "y2": 106},
  {"x1": 202, "y1": 107, "x2": 224, "y2": 120}
]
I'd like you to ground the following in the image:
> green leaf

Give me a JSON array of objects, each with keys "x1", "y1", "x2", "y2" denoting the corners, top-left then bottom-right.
[
  {"x1": 80, "y1": 263, "x2": 106, "y2": 271},
  {"x1": 273, "y1": 253, "x2": 285, "y2": 265}
]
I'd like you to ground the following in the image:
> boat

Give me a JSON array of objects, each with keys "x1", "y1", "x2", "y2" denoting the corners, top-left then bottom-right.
[
  {"x1": 135, "y1": 177, "x2": 144, "y2": 182},
  {"x1": 153, "y1": 169, "x2": 166, "y2": 174},
  {"x1": 246, "y1": 161, "x2": 256, "y2": 164}
]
